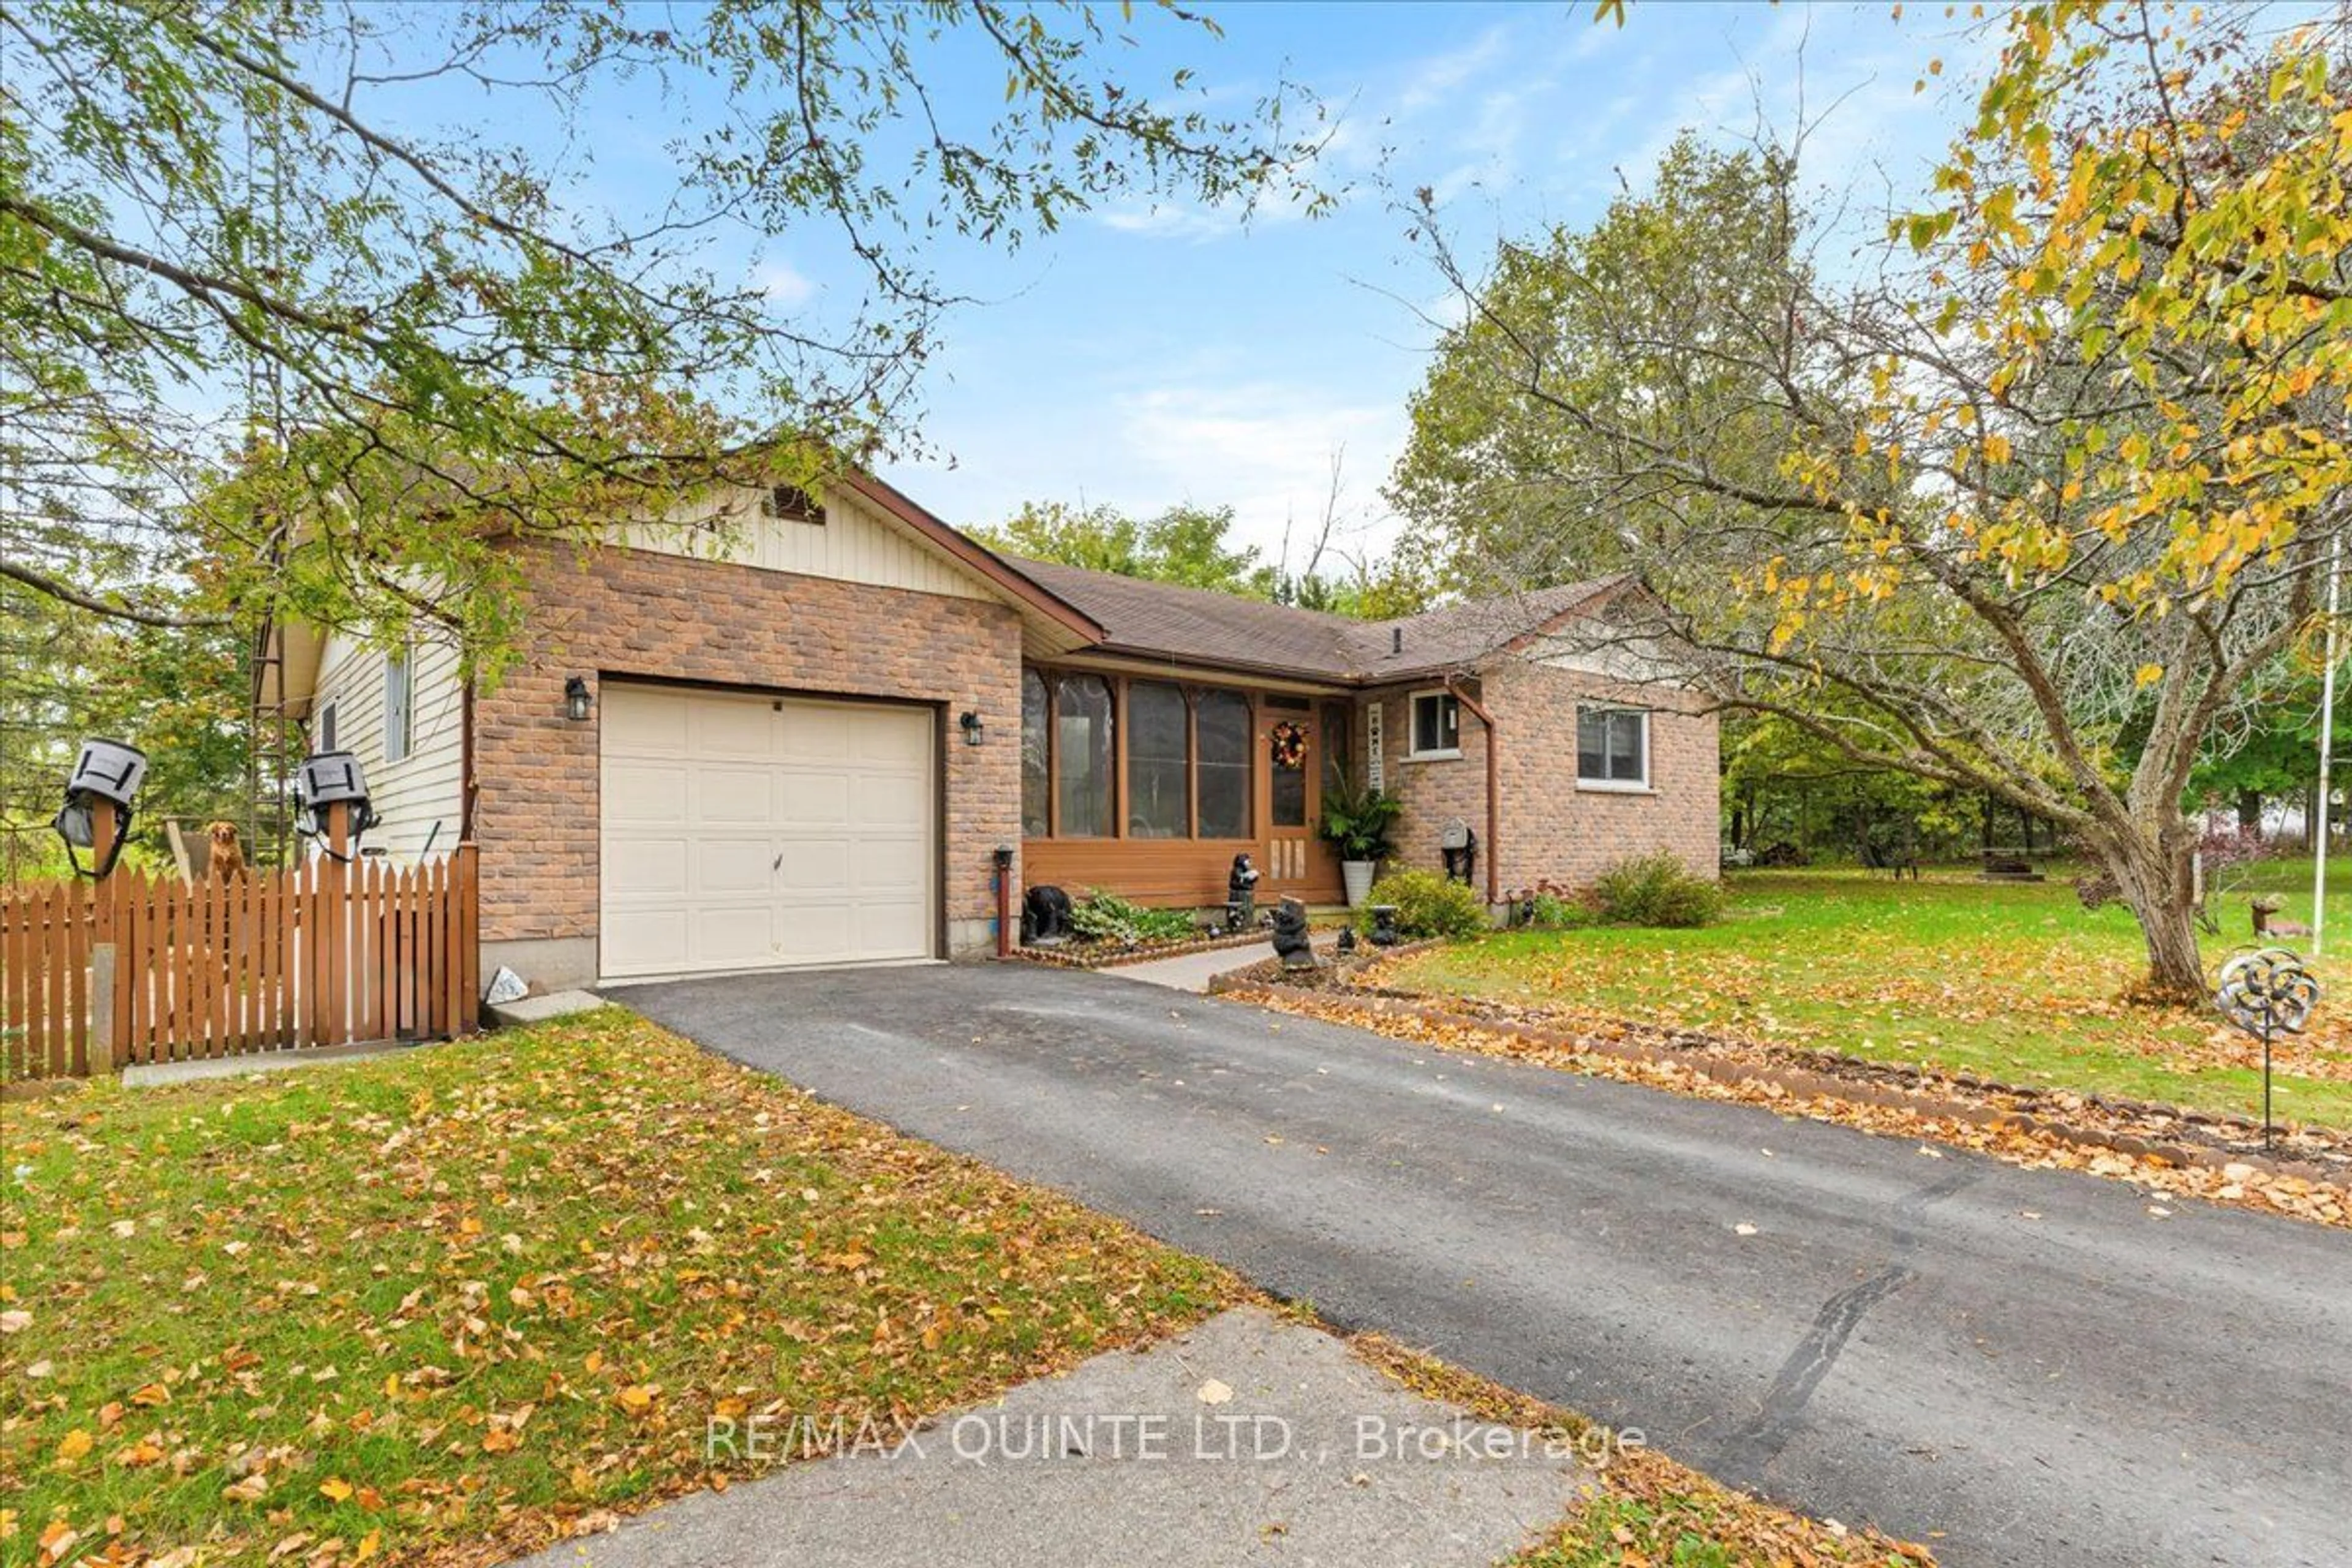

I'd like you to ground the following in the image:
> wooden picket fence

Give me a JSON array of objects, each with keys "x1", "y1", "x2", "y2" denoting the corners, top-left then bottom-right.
[{"x1": 0, "y1": 846, "x2": 478, "y2": 1080}]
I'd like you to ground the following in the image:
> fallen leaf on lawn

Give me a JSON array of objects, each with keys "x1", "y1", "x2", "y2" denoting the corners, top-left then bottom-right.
[
  {"x1": 0, "y1": 1308, "x2": 29, "y2": 1333},
  {"x1": 318, "y1": 1478, "x2": 353, "y2": 1502},
  {"x1": 224, "y1": 1472, "x2": 269, "y2": 1502},
  {"x1": 55, "y1": 1428, "x2": 92, "y2": 1462}
]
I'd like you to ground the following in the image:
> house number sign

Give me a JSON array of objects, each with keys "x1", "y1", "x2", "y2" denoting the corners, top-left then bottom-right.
[{"x1": 1366, "y1": 704, "x2": 1385, "y2": 790}]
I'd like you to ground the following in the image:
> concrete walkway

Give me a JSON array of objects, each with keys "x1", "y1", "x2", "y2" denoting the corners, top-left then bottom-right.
[
  {"x1": 513, "y1": 1307, "x2": 1585, "y2": 1567},
  {"x1": 1115, "y1": 933, "x2": 1338, "y2": 992}
]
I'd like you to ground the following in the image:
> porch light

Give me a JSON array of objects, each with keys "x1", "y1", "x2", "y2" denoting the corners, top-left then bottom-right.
[
  {"x1": 565, "y1": 675, "x2": 593, "y2": 723},
  {"x1": 960, "y1": 709, "x2": 985, "y2": 747}
]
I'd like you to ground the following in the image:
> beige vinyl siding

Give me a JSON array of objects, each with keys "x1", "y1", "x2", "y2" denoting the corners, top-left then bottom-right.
[
  {"x1": 308, "y1": 629, "x2": 466, "y2": 860},
  {"x1": 616, "y1": 483, "x2": 991, "y2": 601}
]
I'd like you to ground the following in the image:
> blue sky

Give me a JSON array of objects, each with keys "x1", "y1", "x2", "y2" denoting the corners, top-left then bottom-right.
[
  {"x1": 372, "y1": 2, "x2": 1986, "y2": 572},
  {"x1": 858, "y1": 1, "x2": 1989, "y2": 575}
]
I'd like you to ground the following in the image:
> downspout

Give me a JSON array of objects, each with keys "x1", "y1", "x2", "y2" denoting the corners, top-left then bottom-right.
[
  {"x1": 1446, "y1": 677, "x2": 1501, "y2": 906},
  {"x1": 459, "y1": 676, "x2": 478, "y2": 841}
]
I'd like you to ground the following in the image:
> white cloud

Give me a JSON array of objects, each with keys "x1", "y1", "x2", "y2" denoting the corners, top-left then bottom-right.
[
  {"x1": 750, "y1": 259, "x2": 818, "y2": 307},
  {"x1": 1110, "y1": 381, "x2": 1409, "y2": 563}
]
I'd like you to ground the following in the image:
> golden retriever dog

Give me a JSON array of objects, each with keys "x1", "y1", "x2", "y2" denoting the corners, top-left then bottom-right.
[{"x1": 206, "y1": 821, "x2": 247, "y2": 884}]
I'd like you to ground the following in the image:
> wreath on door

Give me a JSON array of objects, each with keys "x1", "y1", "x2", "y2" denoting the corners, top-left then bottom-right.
[{"x1": 1268, "y1": 720, "x2": 1309, "y2": 770}]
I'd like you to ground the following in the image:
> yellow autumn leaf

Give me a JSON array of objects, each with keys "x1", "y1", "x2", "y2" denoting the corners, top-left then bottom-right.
[
  {"x1": 319, "y1": 1477, "x2": 354, "y2": 1501},
  {"x1": 2135, "y1": 663, "x2": 2163, "y2": 687},
  {"x1": 55, "y1": 1428, "x2": 93, "y2": 1463}
]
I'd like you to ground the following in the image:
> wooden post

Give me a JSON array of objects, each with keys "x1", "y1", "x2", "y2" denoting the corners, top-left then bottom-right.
[
  {"x1": 318, "y1": 800, "x2": 350, "y2": 1044},
  {"x1": 90, "y1": 797, "x2": 121, "y2": 888},
  {"x1": 89, "y1": 941, "x2": 116, "y2": 1076}
]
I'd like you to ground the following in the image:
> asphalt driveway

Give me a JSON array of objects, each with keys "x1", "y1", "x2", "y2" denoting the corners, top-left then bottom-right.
[{"x1": 611, "y1": 962, "x2": 2352, "y2": 1568}]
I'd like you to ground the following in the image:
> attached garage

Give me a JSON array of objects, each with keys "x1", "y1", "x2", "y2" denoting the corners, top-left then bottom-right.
[{"x1": 598, "y1": 684, "x2": 937, "y2": 978}]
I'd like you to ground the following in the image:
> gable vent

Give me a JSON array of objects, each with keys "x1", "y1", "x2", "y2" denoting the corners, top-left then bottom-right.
[{"x1": 760, "y1": 484, "x2": 824, "y2": 524}]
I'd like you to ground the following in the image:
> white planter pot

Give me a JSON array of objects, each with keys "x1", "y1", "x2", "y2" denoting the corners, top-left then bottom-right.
[{"x1": 1341, "y1": 860, "x2": 1378, "y2": 908}]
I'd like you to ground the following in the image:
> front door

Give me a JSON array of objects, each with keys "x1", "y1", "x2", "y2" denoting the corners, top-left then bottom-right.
[{"x1": 1262, "y1": 699, "x2": 1322, "y2": 892}]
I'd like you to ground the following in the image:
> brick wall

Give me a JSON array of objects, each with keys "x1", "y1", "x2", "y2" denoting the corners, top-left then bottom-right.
[
  {"x1": 1367, "y1": 685, "x2": 1491, "y2": 883},
  {"x1": 1488, "y1": 658, "x2": 1719, "y2": 891},
  {"x1": 1370, "y1": 661, "x2": 1719, "y2": 897},
  {"x1": 472, "y1": 541, "x2": 1024, "y2": 959}
]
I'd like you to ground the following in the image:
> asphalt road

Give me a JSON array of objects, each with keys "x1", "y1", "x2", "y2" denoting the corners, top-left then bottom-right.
[{"x1": 613, "y1": 962, "x2": 2352, "y2": 1568}]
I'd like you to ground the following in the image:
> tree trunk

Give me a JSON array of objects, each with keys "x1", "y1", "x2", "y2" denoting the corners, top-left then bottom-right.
[
  {"x1": 2100, "y1": 825, "x2": 2206, "y2": 1002},
  {"x1": 2236, "y1": 790, "x2": 2262, "y2": 833}
]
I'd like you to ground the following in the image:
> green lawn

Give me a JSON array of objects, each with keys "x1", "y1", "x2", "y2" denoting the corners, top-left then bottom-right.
[
  {"x1": 1380, "y1": 861, "x2": 2352, "y2": 1131},
  {"x1": 0, "y1": 1009, "x2": 1237, "y2": 1565}
]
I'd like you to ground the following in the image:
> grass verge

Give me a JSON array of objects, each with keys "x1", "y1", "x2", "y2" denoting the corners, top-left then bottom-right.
[
  {"x1": 0, "y1": 1008, "x2": 1237, "y2": 1566},
  {"x1": 1348, "y1": 1334, "x2": 1930, "y2": 1567},
  {"x1": 1382, "y1": 865, "x2": 2352, "y2": 1131}
]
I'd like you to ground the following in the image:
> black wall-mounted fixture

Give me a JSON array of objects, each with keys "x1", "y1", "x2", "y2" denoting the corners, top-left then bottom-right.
[
  {"x1": 960, "y1": 710, "x2": 985, "y2": 747},
  {"x1": 564, "y1": 676, "x2": 592, "y2": 723}
]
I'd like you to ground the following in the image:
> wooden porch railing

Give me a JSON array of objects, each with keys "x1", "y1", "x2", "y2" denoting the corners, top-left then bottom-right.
[{"x1": 1, "y1": 846, "x2": 479, "y2": 1079}]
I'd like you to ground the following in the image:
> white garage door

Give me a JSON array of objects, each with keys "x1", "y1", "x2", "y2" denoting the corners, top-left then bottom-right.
[{"x1": 600, "y1": 684, "x2": 935, "y2": 978}]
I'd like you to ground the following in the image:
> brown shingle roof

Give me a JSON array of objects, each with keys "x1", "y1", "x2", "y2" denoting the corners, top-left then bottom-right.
[{"x1": 1001, "y1": 556, "x2": 1626, "y2": 683}]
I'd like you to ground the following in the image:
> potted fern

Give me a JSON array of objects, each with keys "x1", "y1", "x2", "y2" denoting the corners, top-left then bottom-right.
[{"x1": 1319, "y1": 768, "x2": 1402, "y2": 908}]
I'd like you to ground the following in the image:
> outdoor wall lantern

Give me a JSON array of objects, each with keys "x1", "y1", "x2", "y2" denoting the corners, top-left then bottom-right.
[
  {"x1": 295, "y1": 750, "x2": 379, "y2": 856},
  {"x1": 960, "y1": 709, "x2": 985, "y2": 747},
  {"x1": 565, "y1": 675, "x2": 593, "y2": 723},
  {"x1": 53, "y1": 736, "x2": 148, "y2": 878}
]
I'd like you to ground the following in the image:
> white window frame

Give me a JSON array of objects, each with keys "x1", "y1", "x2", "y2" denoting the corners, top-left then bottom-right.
[
  {"x1": 1577, "y1": 706, "x2": 1652, "y2": 792},
  {"x1": 1406, "y1": 689, "x2": 1461, "y2": 761},
  {"x1": 384, "y1": 639, "x2": 414, "y2": 764}
]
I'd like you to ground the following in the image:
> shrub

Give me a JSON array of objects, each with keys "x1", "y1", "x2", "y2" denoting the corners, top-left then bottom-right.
[
  {"x1": 1528, "y1": 891, "x2": 1594, "y2": 930},
  {"x1": 1358, "y1": 868, "x2": 1490, "y2": 940},
  {"x1": 1590, "y1": 852, "x2": 1725, "y2": 928},
  {"x1": 1068, "y1": 889, "x2": 1199, "y2": 944}
]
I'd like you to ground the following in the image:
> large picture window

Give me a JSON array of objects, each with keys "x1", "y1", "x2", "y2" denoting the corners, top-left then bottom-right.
[
  {"x1": 1577, "y1": 707, "x2": 1649, "y2": 788},
  {"x1": 1194, "y1": 689, "x2": 1251, "y2": 839},
  {"x1": 1020, "y1": 669, "x2": 1050, "y2": 837},
  {"x1": 1126, "y1": 682, "x2": 1189, "y2": 838},
  {"x1": 1055, "y1": 674, "x2": 1115, "y2": 836}
]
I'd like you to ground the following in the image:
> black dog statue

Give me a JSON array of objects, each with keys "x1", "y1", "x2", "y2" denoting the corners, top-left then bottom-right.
[
  {"x1": 1022, "y1": 884, "x2": 1074, "y2": 946},
  {"x1": 1224, "y1": 853, "x2": 1261, "y2": 932},
  {"x1": 1270, "y1": 897, "x2": 1316, "y2": 970}
]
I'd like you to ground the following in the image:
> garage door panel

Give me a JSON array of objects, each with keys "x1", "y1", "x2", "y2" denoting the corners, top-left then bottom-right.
[
  {"x1": 691, "y1": 905, "x2": 778, "y2": 965},
  {"x1": 695, "y1": 697, "x2": 773, "y2": 755},
  {"x1": 693, "y1": 839, "x2": 775, "y2": 896},
  {"x1": 605, "y1": 685, "x2": 687, "y2": 751},
  {"x1": 854, "y1": 900, "x2": 928, "y2": 956},
  {"x1": 605, "y1": 762, "x2": 691, "y2": 824},
  {"x1": 775, "y1": 839, "x2": 851, "y2": 894},
  {"x1": 696, "y1": 766, "x2": 774, "y2": 823},
  {"x1": 607, "y1": 839, "x2": 690, "y2": 897},
  {"x1": 853, "y1": 835, "x2": 927, "y2": 889},
  {"x1": 778, "y1": 706, "x2": 853, "y2": 763},
  {"x1": 603, "y1": 909, "x2": 690, "y2": 973},
  {"x1": 601, "y1": 685, "x2": 935, "y2": 978},
  {"x1": 852, "y1": 772, "x2": 927, "y2": 826},
  {"x1": 856, "y1": 711, "x2": 931, "y2": 764},
  {"x1": 777, "y1": 771, "x2": 851, "y2": 827}
]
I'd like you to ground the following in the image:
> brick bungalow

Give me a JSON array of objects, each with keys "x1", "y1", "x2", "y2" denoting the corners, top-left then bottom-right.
[{"x1": 260, "y1": 472, "x2": 1717, "y2": 990}]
